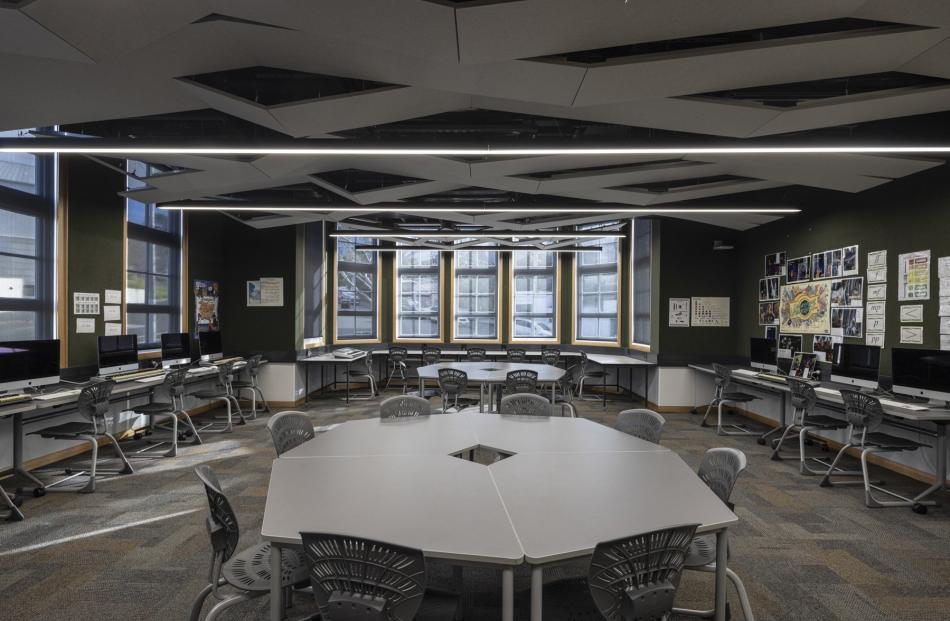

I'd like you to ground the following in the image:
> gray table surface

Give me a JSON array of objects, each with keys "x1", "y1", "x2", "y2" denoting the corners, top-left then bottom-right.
[
  {"x1": 416, "y1": 361, "x2": 565, "y2": 383},
  {"x1": 585, "y1": 353, "x2": 655, "y2": 367}
]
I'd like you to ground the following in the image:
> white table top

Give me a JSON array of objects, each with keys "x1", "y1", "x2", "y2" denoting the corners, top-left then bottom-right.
[
  {"x1": 262, "y1": 454, "x2": 524, "y2": 565},
  {"x1": 465, "y1": 414, "x2": 667, "y2": 455},
  {"x1": 416, "y1": 361, "x2": 565, "y2": 382},
  {"x1": 298, "y1": 351, "x2": 367, "y2": 363},
  {"x1": 491, "y1": 450, "x2": 738, "y2": 564},
  {"x1": 585, "y1": 353, "x2": 654, "y2": 366},
  {"x1": 369, "y1": 348, "x2": 581, "y2": 358}
]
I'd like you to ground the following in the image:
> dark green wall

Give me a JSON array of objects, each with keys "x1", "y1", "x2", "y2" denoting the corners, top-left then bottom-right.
[
  {"x1": 734, "y1": 164, "x2": 950, "y2": 375},
  {"x1": 186, "y1": 212, "x2": 227, "y2": 335},
  {"x1": 65, "y1": 157, "x2": 124, "y2": 368}
]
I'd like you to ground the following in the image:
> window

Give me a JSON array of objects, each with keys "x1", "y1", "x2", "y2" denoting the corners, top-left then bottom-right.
[
  {"x1": 574, "y1": 237, "x2": 620, "y2": 344},
  {"x1": 453, "y1": 249, "x2": 499, "y2": 341},
  {"x1": 335, "y1": 236, "x2": 378, "y2": 341},
  {"x1": 303, "y1": 221, "x2": 325, "y2": 346},
  {"x1": 511, "y1": 250, "x2": 557, "y2": 342},
  {"x1": 631, "y1": 219, "x2": 653, "y2": 349},
  {"x1": 396, "y1": 249, "x2": 441, "y2": 341},
  {"x1": 126, "y1": 161, "x2": 182, "y2": 349},
  {"x1": 0, "y1": 129, "x2": 54, "y2": 341}
]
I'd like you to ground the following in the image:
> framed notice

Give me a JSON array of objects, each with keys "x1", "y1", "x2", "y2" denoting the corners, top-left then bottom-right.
[
  {"x1": 691, "y1": 297, "x2": 730, "y2": 327},
  {"x1": 898, "y1": 250, "x2": 930, "y2": 301}
]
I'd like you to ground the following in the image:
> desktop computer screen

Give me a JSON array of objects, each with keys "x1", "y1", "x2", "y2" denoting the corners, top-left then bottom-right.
[
  {"x1": 891, "y1": 347, "x2": 950, "y2": 402},
  {"x1": 750, "y1": 337, "x2": 778, "y2": 372},
  {"x1": 161, "y1": 332, "x2": 192, "y2": 367},
  {"x1": 831, "y1": 343, "x2": 880, "y2": 389},
  {"x1": 98, "y1": 335, "x2": 139, "y2": 375},
  {"x1": 0, "y1": 339, "x2": 61, "y2": 392},
  {"x1": 198, "y1": 331, "x2": 223, "y2": 361}
]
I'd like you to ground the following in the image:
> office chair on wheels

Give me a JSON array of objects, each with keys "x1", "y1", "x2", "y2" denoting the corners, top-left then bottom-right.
[
  {"x1": 701, "y1": 364, "x2": 759, "y2": 436},
  {"x1": 771, "y1": 379, "x2": 851, "y2": 477},
  {"x1": 128, "y1": 366, "x2": 202, "y2": 459},
  {"x1": 28, "y1": 379, "x2": 134, "y2": 494}
]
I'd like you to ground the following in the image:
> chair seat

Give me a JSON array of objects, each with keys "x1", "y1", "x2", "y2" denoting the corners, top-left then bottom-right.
[
  {"x1": 802, "y1": 414, "x2": 847, "y2": 429},
  {"x1": 222, "y1": 542, "x2": 309, "y2": 592},
  {"x1": 516, "y1": 579, "x2": 600, "y2": 620},
  {"x1": 685, "y1": 534, "x2": 716, "y2": 567},
  {"x1": 864, "y1": 432, "x2": 928, "y2": 451},
  {"x1": 29, "y1": 421, "x2": 97, "y2": 437},
  {"x1": 721, "y1": 391, "x2": 757, "y2": 403},
  {"x1": 192, "y1": 390, "x2": 227, "y2": 399},
  {"x1": 134, "y1": 402, "x2": 174, "y2": 414}
]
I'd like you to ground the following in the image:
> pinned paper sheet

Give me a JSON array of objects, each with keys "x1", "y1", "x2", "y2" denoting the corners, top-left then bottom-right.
[
  {"x1": 668, "y1": 298, "x2": 690, "y2": 327},
  {"x1": 104, "y1": 322, "x2": 122, "y2": 336},
  {"x1": 940, "y1": 298, "x2": 950, "y2": 317},
  {"x1": 867, "y1": 333, "x2": 885, "y2": 348},
  {"x1": 939, "y1": 256, "x2": 950, "y2": 278},
  {"x1": 866, "y1": 316, "x2": 885, "y2": 333},
  {"x1": 866, "y1": 283, "x2": 886, "y2": 300},
  {"x1": 104, "y1": 289, "x2": 122, "y2": 304},
  {"x1": 868, "y1": 250, "x2": 887, "y2": 268},
  {"x1": 941, "y1": 317, "x2": 950, "y2": 334},
  {"x1": 866, "y1": 301, "x2": 885, "y2": 317},
  {"x1": 942, "y1": 334, "x2": 950, "y2": 351},
  {"x1": 867, "y1": 268, "x2": 887, "y2": 283},
  {"x1": 76, "y1": 318, "x2": 95, "y2": 334},
  {"x1": 900, "y1": 326, "x2": 923, "y2": 344},
  {"x1": 900, "y1": 305, "x2": 923, "y2": 323},
  {"x1": 73, "y1": 292, "x2": 100, "y2": 315},
  {"x1": 103, "y1": 305, "x2": 120, "y2": 321}
]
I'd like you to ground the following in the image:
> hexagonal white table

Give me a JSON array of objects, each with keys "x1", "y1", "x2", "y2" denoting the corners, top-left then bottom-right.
[{"x1": 263, "y1": 414, "x2": 737, "y2": 621}]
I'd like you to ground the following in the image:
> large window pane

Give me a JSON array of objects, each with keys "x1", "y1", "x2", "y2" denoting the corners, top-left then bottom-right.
[
  {"x1": 512, "y1": 250, "x2": 556, "y2": 340},
  {"x1": 396, "y1": 249, "x2": 441, "y2": 339},
  {"x1": 575, "y1": 237, "x2": 619, "y2": 342},
  {"x1": 632, "y1": 219, "x2": 653, "y2": 347},
  {"x1": 336, "y1": 236, "x2": 378, "y2": 340},
  {"x1": 0, "y1": 310, "x2": 38, "y2": 341},
  {"x1": 0, "y1": 130, "x2": 38, "y2": 195},
  {"x1": 454, "y1": 250, "x2": 498, "y2": 341}
]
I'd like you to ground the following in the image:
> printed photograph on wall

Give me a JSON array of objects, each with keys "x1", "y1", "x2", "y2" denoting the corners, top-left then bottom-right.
[
  {"x1": 764, "y1": 325, "x2": 778, "y2": 340},
  {"x1": 765, "y1": 251, "x2": 786, "y2": 277},
  {"x1": 830, "y1": 248, "x2": 844, "y2": 278},
  {"x1": 812, "y1": 334, "x2": 836, "y2": 362},
  {"x1": 812, "y1": 251, "x2": 833, "y2": 279},
  {"x1": 842, "y1": 245, "x2": 859, "y2": 276},
  {"x1": 786, "y1": 256, "x2": 811, "y2": 283},
  {"x1": 778, "y1": 334, "x2": 802, "y2": 358},
  {"x1": 758, "y1": 301, "x2": 779, "y2": 326},
  {"x1": 193, "y1": 279, "x2": 220, "y2": 333},
  {"x1": 759, "y1": 276, "x2": 780, "y2": 301},
  {"x1": 779, "y1": 282, "x2": 831, "y2": 334},
  {"x1": 831, "y1": 277, "x2": 864, "y2": 307},
  {"x1": 832, "y1": 307, "x2": 864, "y2": 338}
]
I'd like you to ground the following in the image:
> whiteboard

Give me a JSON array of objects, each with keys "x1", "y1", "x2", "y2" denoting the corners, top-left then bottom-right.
[{"x1": 691, "y1": 297, "x2": 730, "y2": 327}]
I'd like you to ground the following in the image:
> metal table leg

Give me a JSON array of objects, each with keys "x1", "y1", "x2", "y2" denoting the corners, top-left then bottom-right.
[
  {"x1": 304, "y1": 363, "x2": 310, "y2": 405},
  {"x1": 270, "y1": 542, "x2": 283, "y2": 621},
  {"x1": 530, "y1": 566, "x2": 543, "y2": 621},
  {"x1": 913, "y1": 421, "x2": 948, "y2": 505},
  {"x1": 602, "y1": 368, "x2": 607, "y2": 409},
  {"x1": 345, "y1": 361, "x2": 351, "y2": 404},
  {"x1": 715, "y1": 530, "x2": 728, "y2": 621},
  {"x1": 502, "y1": 568, "x2": 514, "y2": 621}
]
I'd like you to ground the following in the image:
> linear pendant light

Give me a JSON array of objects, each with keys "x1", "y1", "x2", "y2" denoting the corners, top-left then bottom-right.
[
  {"x1": 330, "y1": 231, "x2": 624, "y2": 239},
  {"x1": 355, "y1": 245, "x2": 603, "y2": 253},
  {"x1": 157, "y1": 203, "x2": 799, "y2": 214}
]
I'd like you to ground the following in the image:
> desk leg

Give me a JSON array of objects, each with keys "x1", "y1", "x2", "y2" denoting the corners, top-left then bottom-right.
[
  {"x1": 345, "y1": 361, "x2": 351, "y2": 404},
  {"x1": 715, "y1": 530, "x2": 728, "y2": 621},
  {"x1": 502, "y1": 567, "x2": 514, "y2": 621},
  {"x1": 530, "y1": 566, "x2": 542, "y2": 621},
  {"x1": 602, "y1": 369, "x2": 607, "y2": 409},
  {"x1": 914, "y1": 422, "x2": 947, "y2": 505},
  {"x1": 270, "y1": 543, "x2": 283, "y2": 621},
  {"x1": 304, "y1": 364, "x2": 310, "y2": 405},
  {"x1": 13, "y1": 413, "x2": 44, "y2": 490}
]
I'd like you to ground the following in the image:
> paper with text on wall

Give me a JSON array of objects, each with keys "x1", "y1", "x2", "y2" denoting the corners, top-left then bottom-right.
[
  {"x1": 866, "y1": 283, "x2": 886, "y2": 300},
  {"x1": 867, "y1": 333, "x2": 885, "y2": 348},
  {"x1": 104, "y1": 289, "x2": 122, "y2": 304},
  {"x1": 104, "y1": 322, "x2": 122, "y2": 336},
  {"x1": 76, "y1": 318, "x2": 95, "y2": 334},
  {"x1": 868, "y1": 250, "x2": 887, "y2": 268},
  {"x1": 900, "y1": 304, "x2": 923, "y2": 323},
  {"x1": 898, "y1": 250, "x2": 930, "y2": 301},
  {"x1": 866, "y1": 301, "x2": 885, "y2": 317},
  {"x1": 668, "y1": 298, "x2": 690, "y2": 327},
  {"x1": 691, "y1": 297, "x2": 730, "y2": 327},
  {"x1": 900, "y1": 326, "x2": 924, "y2": 344}
]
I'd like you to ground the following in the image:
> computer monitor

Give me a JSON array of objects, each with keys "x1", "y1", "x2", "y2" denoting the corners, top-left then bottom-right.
[
  {"x1": 789, "y1": 352, "x2": 818, "y2": 379},
  {"x1": 831, "y1": 343, "x2": 880, "y2": 389},
  {"x1": 750, "y1": 337, "x2": 778, "y2": 372},
  {"x1": 97, "y1": 335, "x2": 139, "y2": 375},
  {"x1": 0, "y1": 339, "x2": 60, "y2": 393},
  {"x1": 891, "y1": 347, "x2": 950, "y2": 402},
  {"x1": 161, "y1": 332, "x2": 192, "y2": 367},
  {"x1": 198, "y1": 331, "x2": 223, "y2": 361}
]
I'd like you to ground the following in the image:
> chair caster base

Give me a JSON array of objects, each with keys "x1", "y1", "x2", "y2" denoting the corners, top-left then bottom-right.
[
  {"x1": 756, "y1": 437, "x2": 766, "y2": 445},
  {"x1": 33, "y1": 487, "x2": 46, "y2": 498},
  {"x1": 770, "y1": 454, "x2": 782, "y2": 461},
  {"x1": 913, "y1": 504, "x2": 928, "y2": 515}
]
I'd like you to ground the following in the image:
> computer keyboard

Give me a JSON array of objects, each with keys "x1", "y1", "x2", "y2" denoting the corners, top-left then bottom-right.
[
  {"x1": 732, "y1": 369, "x2": 758, "y2": 377},
  {"x1": 211, "y1": 356, "x2": 243, "y2": 365},
  {"x1": 0, "y1": 393, "x2": 32, "y2": 406},
  {"x1": 187, "y1": 366, "x2": 216, "y2": 376},
  {"x1": 108, "y1": 368, "x2": 166, "y2": 383},
  {"x1": 33, "y1": 389, "x2": 82, "y2": 401},
  {"x1": 815, "y1": 386, "x2": 840, "y2": 397},
  {"x1": 757, "y1": 373, "x2": 789, "y2": 384},
  {"x1": 135, "y1": 375, "x2": 166, "y2": 384},
  {"x1": 879, "y1": 399, "x2": 929, "y2": 411}
]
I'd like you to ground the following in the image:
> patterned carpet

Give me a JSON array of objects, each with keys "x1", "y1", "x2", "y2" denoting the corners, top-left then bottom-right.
[{"x1": 1, "y1": 393, "x2": 948, "y2": 621}]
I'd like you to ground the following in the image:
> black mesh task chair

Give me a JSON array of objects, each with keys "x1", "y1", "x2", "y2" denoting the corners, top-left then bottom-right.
[
  {"x1": 385, "y1": 346, "x2": 410, "y2": 393},
  {"x1": 673, "y1": 448, "x2": 756, "y2": 621},
  {"x1": 771, "y1": 379, "x2": 850, "y2": 474},
  {"x1": 437, "y1": 368, "x2": 469, "y2": 414},
  {"x1": 506, "y1": 347, "x2": 527, "y2": 362},
  {"x1": 465, "y1": 347, "x2": 487, "y2": 362},
  {"x1": 819, "y1": 390, "x2": 935, "y2": 513},
  {"x1": 521, "y1": 525, "x2": 699, "y2": 621},
  {"x1": 540, "y1": 347, "x2": 561, "y2": 366},
  {"x1": 190, "y1": 466, "x2": 309, "y2": 621},
  {"x1": 616, "y1": 409, "x2": 665, "y2": 444},
  {"x1": 505, "y1": 369, "x2": 538, "y2": 395},
  {"x1": 700, "y1": 364, "x2": 759, "y2": 436},
  {"x1": 193, "y1": 362, "x2": 245, "y2": 433},
  {"x1": 299, "y1": 533, "x2": 460, "y2": 621},
  {"x1": 500, "y1": 393, "x2": 552, "y2": 416},
  {"x1": 28, "y1": 379, "x2": 134, "y2": 494},
  {"x1": 230, "y1": 354, "x2": 269, "y2": 417},
  {"x1": 380, "y1": 394, "x2": 432, "y2": 418},
  {"x1": 129, "y1": 366, "x2": 202, "y2": 458},
  {"x1": 266, "y1": 411, "x2": 316, "y2": 456}
]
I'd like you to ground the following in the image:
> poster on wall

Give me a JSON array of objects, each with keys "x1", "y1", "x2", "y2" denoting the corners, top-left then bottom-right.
[
  {"x1": 259, "y1": 277, "x2": 284, "y2": 306},
  {"x1": 812, "y1": 334, "x2": 837, "y2": 362},
  {"x1": 778, "y1": 334, "x2": 802, "y2": 358},
  {"x1": 764, "y1": 325, "x2": 778, "y2": 340},
  {"x1": 841, "y1": 245, "x2": 859, "y2": 276},
  {"x1": 691, "y1": 297, "x2": 730, "y2": 327},
  {"x1": 811, "y1": 251, "x2": 835, "y2": 280},
  {"x1": 668, "y1": 298, "x2": 690, "y2": 327},
  {"x1": 247, "y1": 280, "x2": 262, "y2": 306},
  {"x1": 193, "y1": 279, "x2": 220, "y2": 333},
  {"x1": 786, "y1": 256, "x2": 811, "y2": 283},
  {"x1": 758, "y1": 301, "x2": 779, "y2": 326},
  {"x1": 764, "y1": 252, "x2": 786, "y2": 277},
  {"x1": 898, "y1": 250, "x2": 931, "y2": 301},
  {"x1": 831, "y1": 277, "x2": 864, "y2": 307},
  {"x1": 831, "y1": 307, "x2": 863, "y2": 338},
  {"x1": 867, "y1": 283, "x2": 886, "y2": 300},
  {"x1": 759, "y1": 277, "x2": 780, "y2": 301},
  {"x1": 779, "y1": 282, "x2": 831, "y2": 334}
]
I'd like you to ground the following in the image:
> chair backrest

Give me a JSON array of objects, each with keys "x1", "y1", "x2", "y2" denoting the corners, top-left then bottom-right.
[
  {"x1": 587, "y1": 524, "x2": 699, "y2": 621},
  {"x1": 616, "y1": 409, "x2": 665, "y2": 444},
  {"x1": 540, "y1": 347, "x2": 560, "y2": 366},
  {"x1": 840, "y1": 389, "x2": 885, "y2": 432},
  {"x1": 300, "y1": 533, "x2": 427, "y2": 621},
  {"x1": 437, "y1": 368, "x2": 468, "y2": 397},
  {"x1": 77, "y1": 378, "x2": 115, "y2": 424},
  {"x1": 787, "y1": 377, "x2": 817, "y2": 412},
  {"x1": 267, "y1": 411, "x2": 316, "y2": 456},
  {"x1": 421, "y1": 346, "x2": 441, "y2": 365},
  {"x1": 507, "y1": 347, "x2": 527, "y2": 362},
  {"x1": 697, "y1": 448, "x2": 747, "y2": 508},
  {"x1": 505, "y1": 368, "x2": 538, "y2": 394},
  {"x1": 162, "y1": 366, "x2": 190, "y2": 399},
  {"x1": 711, "y1": 363, "x2": 732, "y2": 388},
  {"x1": 500, "y1": 393, "x2": 552, "y2": 416},
  {"x1": 245, "y1": 354, "x2": 263, "y2": 378},
  {"x1": 465, "y1": 347, "x2": 487, "y2": 362},
  {"x1": 214, "y1": 361, "x2": 236, "y2": 389},
  {"x1": 380, "y1": 395, "x2": 431, "y2": 419},
  {"x1": 389, "y1": 346, "x2": 408, "y2": 363},
  {"x1": 194, "y1": 465, "x2": 240, "y2": 566}
]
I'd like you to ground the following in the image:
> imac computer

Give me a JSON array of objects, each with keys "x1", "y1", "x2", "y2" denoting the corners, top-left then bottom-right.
[
  {"x1": 0, "y1": 339, "x2": 61, "y2": 393},
  {"x1": 97, "y1": 335, "x2": 139, "y2": 376},
  {"x1": 161, "y1": 332, "x2": 192, "y2": 368},
  {"x1": 198, "y1": 331, "x2": 223, "y2": 362},
  {"x1": 750, "y1": 337, "x2": 778, "y2": 373},
  {"x1": 891, "y1": 347, "x2": 950, "y2": 403},
  {"x1": 831, "y1": 343, "x2": 881, "y2": 389}
]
